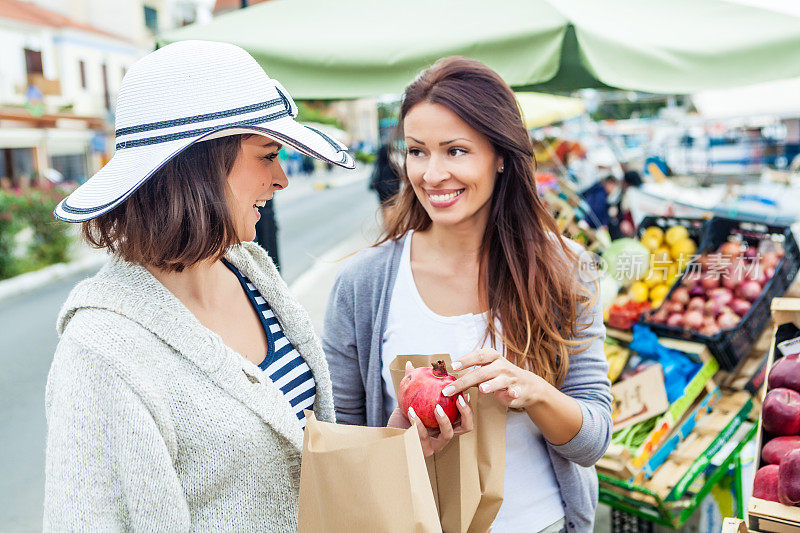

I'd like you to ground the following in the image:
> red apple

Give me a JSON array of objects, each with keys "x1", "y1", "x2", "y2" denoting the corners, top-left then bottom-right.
[
  {"x1": 762, "y1": 388, "x2": 800, "y2": 436},
  {"x1": 753, "y1": 464, "x2": 781, "y2": 502},
  {"x1": 762, "y1": 436, "x2": 800, "y2": 465},
  {"x1": 768, "y1": 354, "x2": 800, "y2": 394},
  {"x1": 778, "y1": 449, "x2": 800, "y2": 505}
]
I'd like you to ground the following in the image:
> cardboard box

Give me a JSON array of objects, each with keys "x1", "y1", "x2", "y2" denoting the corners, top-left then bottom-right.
[
  {"x1": 611, "y1": 365, "x2": 669, "y2": 432},
  {"x1": 747, "y1": 297, "x2": 800, "y2": 533},
  {"x1": 628, "y1": 340, "x2": 719, "y2": 471}
]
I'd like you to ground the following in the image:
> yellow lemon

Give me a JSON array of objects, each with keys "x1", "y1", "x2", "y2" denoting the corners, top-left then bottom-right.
[
  {"x1": 652, "y1": 246, "x2": 672, "y2": 265},
  {"x1": 670, "y1": 238, "x2": 697, "y2": 262},
  {"x1": 665, "y1": 225, "x2": 689, "y2": 246},
  {"x1": 666, "y1": 264, "x2": 681, "y2": 286},
  {"x1": 649, "y1": 284, "x2": 670, "y2": 304},
  {"x1": 643, "y1": 268, "x2": 665, "y2": 288},
  {"x1": 629, "y1": 281, "x2": 649, "y2": 303},
  {"x1": 643, "y1": 226, "x2": 664, "y2": 246},
  {"x1": 640, "y1": 234, "x2": 661, "y2": 252}
]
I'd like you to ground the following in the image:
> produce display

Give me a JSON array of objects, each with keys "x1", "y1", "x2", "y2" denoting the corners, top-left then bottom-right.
[
  {"x1": 606, "y1": 300, "x2": 651, "y2": 330},
  {"x1": 644, "y1": 238, "x2": 785, "y2": 336},
  {"x1": 398, "y1": 360, "x2": 460, "y2": 428},
  {"x1": 539, "y1": 177, "x2": 607, "y2": 254},
  {"x1": 603, "y1": 238, "x2": 650, "y2": 287},
  {"x1": 753, "y1": 323, "x2": 800, "y2": 508},
  {"x1": 604, "y1": 223, "x2": 699, "y2": 330},
  {"x1": 604, "y1": 338, "x2": 631, "y2": 383},
  {"x1": 632, "y1": 225, "x2": 697, "y2": 305},
  {"x1": 596, "y1": 217, "x2": 799, "y2": 529}
]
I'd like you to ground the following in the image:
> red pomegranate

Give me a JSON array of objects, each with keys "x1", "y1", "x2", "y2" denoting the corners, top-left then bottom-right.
[{"x1": 398, "y1": 360, "x2": 460, "y2": 428}]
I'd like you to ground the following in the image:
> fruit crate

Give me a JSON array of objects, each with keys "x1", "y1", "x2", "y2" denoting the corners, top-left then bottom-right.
[
  {"x1": 540, "y1": 185, "x2": 606, "y2": 253},
  {"x1": 599, "y1": 396, "x2": 756, "y2": 530},
  {"x1": 600, "y1": 337, "x2": 719, "y2": 479},
  {"x1": 624, "y1": 339, "x2": 720, "y2": 474},
  {"x1": 610, "y1": 508, "x2": 653, "y2": 533},
  {"x1": 636, "y1": 216, "x2": 707, "y2": 244},
  {"x1": 640, "y1": 217, "x2": 800, "y2": 371},
  {"x1": 747, "y1": 298, "x2": 800, "y2": 532}
]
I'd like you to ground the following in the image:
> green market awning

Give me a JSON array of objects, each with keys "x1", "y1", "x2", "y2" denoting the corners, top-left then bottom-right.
[{"x1": 159, "y1": 0, "x2": 800, "y2": 99}]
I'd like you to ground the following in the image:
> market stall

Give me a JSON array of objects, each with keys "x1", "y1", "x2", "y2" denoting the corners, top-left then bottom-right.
[
  {"x1": 156, "y1": 2, "x2": 800, "y2": 529},
  {"x1": 596, "y1": 214, "x2": 800, "y2": 531},
  {"x1": 158, "y1": 0, "x2": 800, "y2": 99}
]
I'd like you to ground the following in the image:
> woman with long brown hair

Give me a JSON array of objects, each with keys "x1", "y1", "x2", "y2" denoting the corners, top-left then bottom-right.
[
  {"x1": 44, "y1": 42, "x2": 470, "y2": 531},
  {"x1": 322, "y1": 56, "x2": 611, "y2": 533}
]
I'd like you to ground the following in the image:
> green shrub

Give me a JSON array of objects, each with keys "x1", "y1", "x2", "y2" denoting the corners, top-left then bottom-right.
[
  {"x1": 0, "y1": 187, "x2": 73, "y2": 280},
  {"x1": 355, "y1": 151, "x2": 376, "y2": 164},
  {"x1": 295, "y1": 101, "x2": 344, "y2": 129},
  {"x1": 0, "y1": 191, "x2": 25, "y2": 279},
  {"x1": 20, "y1": 189, "x2": 72, "y2": 266}
]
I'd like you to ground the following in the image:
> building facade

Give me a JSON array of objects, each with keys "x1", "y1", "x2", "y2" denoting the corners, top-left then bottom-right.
[{"x1": 0, "y1": 0, "x2": 213, "y2": 187}]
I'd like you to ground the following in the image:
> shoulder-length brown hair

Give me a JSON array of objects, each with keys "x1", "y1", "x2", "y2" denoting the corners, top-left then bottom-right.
[
  {"x1": 82, "y1": 135, "x2": 245, "y2": 272},
  {"x1": 379, "y1": 57, "x2": 594, "y2": 387}
]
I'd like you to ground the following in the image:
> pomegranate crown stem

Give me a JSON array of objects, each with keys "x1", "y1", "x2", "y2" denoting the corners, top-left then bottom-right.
[{"x1": 432, "y1": 360, "x2": 449, "y2": 378}]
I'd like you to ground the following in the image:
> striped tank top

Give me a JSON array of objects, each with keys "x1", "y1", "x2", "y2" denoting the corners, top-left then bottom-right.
[{"x1": 223, "y1": 259, "x2": 316, "y2": 429}]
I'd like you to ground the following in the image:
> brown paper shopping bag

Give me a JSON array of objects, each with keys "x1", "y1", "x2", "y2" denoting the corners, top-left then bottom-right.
[
  {"x1": 390, "y1": 354, "x2": 507, "y2": 533},
  {"x1": 297, "y1": 411, "x2": 441, "y2": 533}
]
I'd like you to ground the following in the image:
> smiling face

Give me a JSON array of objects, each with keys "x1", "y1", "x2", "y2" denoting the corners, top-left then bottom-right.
[
  {"x1": 404, "y1": 102, "x2": 502, "y2": 231},
  {"x1": 226, "y1": 135, "x2": 288, "y2": 242}
]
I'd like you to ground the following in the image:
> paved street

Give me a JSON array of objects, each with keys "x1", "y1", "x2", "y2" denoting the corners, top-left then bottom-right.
[{"x1": 0, "y1": 169, "x2": 377, "y2": 531}]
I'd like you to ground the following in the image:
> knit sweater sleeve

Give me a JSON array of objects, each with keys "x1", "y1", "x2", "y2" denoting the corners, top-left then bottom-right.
[
  {"x1": 44, "y1": 336, "x2": 190, "y2": 531},
  {"x1": 321, "y1": 270, "x2": 367, "y2": 426},
  {"x1": 548, "y1": 241, "x2": 614, "y2": 467}
]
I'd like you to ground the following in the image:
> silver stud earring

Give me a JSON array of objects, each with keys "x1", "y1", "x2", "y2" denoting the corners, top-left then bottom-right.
[{"x1": 498, "y1": 166, "x2": 504, "y2": 173}]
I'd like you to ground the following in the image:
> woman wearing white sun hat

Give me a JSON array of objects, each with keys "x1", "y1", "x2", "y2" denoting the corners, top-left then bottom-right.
[{"x1": 44, "y1": 41, "x2": 471, "y2": 531}]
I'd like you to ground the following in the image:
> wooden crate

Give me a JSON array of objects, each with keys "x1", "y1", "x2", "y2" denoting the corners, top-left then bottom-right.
[
  {"x1": 540, "y1": 181, "x2": 607, "y2": 253},
  {"x1": 747, "y1": 298, "x2": 800, "y2": 533},
  {"x1": 722, "y1": 517, "x2": 750, "y2": 533},
  {"x1": 645, "y1": 391, "x2": 751, "y2": 499}
]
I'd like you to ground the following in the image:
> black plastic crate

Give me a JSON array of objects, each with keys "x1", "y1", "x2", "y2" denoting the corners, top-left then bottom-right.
[
  {"x1": 610, "y1": 508, "x2": 654, "y2": 533},
  {"x1": 636, "y1": 215, "x2": 706, "y2": 244},
  {"x1": 640, "y1": 217, "x2": 800, "y2": 370}
]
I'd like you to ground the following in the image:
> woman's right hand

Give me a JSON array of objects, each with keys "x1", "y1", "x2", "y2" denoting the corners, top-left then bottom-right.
[{"x1": 386, "y1": 362, "x2": 474, "y2": 457}]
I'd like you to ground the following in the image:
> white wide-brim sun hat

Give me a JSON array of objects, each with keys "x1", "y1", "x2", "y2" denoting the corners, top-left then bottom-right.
[{"x1": 55, "y1": 40, "x2": 355, "y2": 223}]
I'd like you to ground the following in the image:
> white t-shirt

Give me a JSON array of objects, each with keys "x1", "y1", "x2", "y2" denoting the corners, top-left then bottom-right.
[{"x1": 381, "y1": 231, "x2": 565, "y2": 532}]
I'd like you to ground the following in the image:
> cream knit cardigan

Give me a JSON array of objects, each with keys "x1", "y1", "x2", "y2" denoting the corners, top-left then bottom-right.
[{"x1": 44, "y1": 241, "x2": 336, "y2": 532}]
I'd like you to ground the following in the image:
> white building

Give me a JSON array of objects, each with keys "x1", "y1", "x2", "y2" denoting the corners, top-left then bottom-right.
[
  {"x1": 0, "y1": 0, "x2": 213, "y2": 186},
  {"x1": 34, "y1": 0, "x2": 214, "y2": 49}
]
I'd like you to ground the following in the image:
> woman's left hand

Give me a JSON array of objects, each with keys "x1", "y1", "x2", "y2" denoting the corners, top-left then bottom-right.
[
  {"x1": 441, "y1": 348, "x2": 544, "y2": 409},
  {"x1": 386, "y1": 361, "x2": 474, "y2": 457}
]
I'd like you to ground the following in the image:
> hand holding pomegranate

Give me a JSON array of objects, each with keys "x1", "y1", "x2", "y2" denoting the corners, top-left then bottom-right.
[
  {"x1": 443, "y1": 348, "x2": 545, "y2": 409},
  {"x1": 388, "y1": 361, "x2": 474, "y2": 457},
  {"x1": 442, "y1": 348, "x2": 585, "y2": 446}
]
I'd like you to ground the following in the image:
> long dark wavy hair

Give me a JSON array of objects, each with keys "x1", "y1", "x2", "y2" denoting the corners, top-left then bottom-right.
[{"x1": 377, "y1": 57, "x2": 595, "y2": 387}]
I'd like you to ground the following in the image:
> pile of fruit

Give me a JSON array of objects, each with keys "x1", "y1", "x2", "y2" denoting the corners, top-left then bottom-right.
[
  {"x1": 644, "y1": 239, "x2": 784, "y2": 336},
  {"x1": 604, "y1": 338, "x2": 631, "y2": 383},
  {"x1": 604, "y1": 224, "x2": 699, "y2": 330},
  {"x1": 630, "y1": 225, "x2": 698, "y2": 309},
  {"x1": 753, "y1": 352, "x2": 800, "y2": 506},
  {"x1": 606, "y1": 300, "x2": 651, "y2": 331}
]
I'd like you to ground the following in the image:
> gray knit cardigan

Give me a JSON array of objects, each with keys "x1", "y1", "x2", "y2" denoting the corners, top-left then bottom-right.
[
  {"x1": 44, "y1": 241, "x2": 335, "y2": 532},
  {"x1": 322, "y1": 234, "x2": 613, "y2": 533}
]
